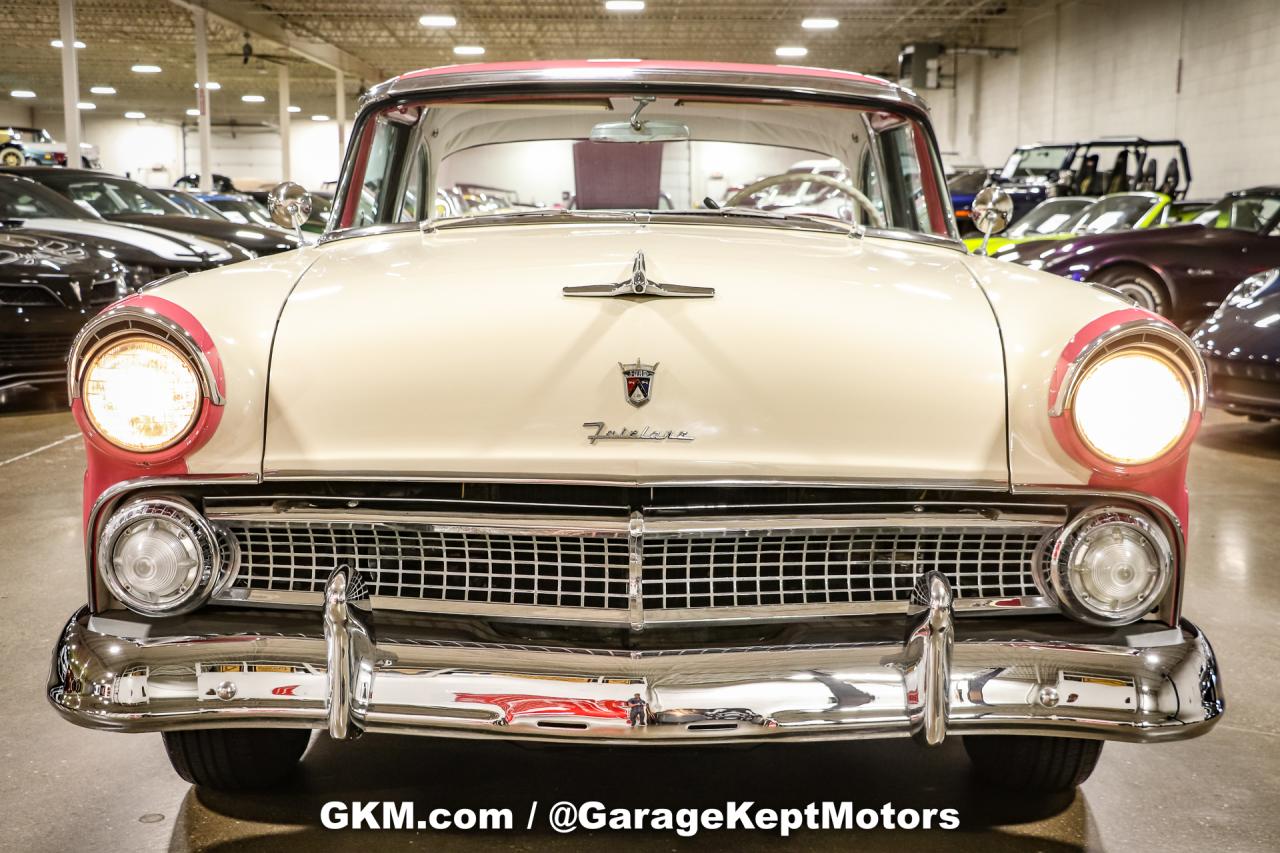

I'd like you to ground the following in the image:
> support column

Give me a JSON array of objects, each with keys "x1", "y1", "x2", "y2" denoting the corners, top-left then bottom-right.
[
  {"x1": 278, "y1": 63, "x2": 292, "y2": 182},
  {"x1": 58, "y1": 0, "x2": 81, "y2": 168},
  {"x1": 194, "y1": 8, "x2": 212, "y2": 191},
  {"x1": 334, "y1": 70, "x2": 346, "y2": 158}
]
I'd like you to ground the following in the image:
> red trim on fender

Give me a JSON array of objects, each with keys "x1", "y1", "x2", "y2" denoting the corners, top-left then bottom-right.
[
  {"x1": 74, "y1": 294, "x2": 227, "y2": 608},
  {"x1": 1046, "y1": 307, "x2": 1202, "y2": 531}
]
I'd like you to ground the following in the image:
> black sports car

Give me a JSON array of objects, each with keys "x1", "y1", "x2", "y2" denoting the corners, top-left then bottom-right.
[
  {"x1": 0, "y1": 168, "x2": 301, "y2": 256},
  {"x1": 1192, "y1": 268, "x2": 1280, "y2": 420},
  {"x1": 0, "y1": 173, "x2": 251, "y2": 287},
  {"x1": 0, "y1": 225, "x2": 128, "y2": 395}
]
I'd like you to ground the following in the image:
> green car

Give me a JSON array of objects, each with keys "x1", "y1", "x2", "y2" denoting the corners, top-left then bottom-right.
[{"x1": 966, "y1": 191, "x2": 1176, "y2": 255}]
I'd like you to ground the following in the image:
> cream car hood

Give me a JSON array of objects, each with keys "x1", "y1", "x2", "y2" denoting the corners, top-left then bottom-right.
[{"x1": 261, "y1": 222, "x2": 1009, "y2": 485}]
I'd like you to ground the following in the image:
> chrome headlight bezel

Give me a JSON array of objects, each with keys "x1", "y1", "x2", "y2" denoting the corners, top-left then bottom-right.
[
  {"x1": 80, "y1": 334, "x2": 204, "y2": 452},
  {"x1": 97, "y1": 497, "x2": 222, "y2": 616},
  {"x1": 1052, "y1": 318, "x2": 1206, "y2": 470},
  {"x1": 1047, "y1": 506, "x2": 1174, "y2": 626}
]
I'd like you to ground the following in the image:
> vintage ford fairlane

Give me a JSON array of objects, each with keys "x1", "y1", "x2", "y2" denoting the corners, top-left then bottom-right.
[{"x1": 47, "y1": 61, "x2": 1223, "y2": 795}]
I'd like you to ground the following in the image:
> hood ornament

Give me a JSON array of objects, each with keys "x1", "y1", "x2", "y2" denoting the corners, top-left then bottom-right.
[{"x1": 564, "y1": 251, "x2": 714, "y2": 298}]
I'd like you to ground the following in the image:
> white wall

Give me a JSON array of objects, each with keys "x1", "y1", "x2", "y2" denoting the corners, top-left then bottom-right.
[
  {"x1": 928, "y1": 0, "x2": 1280, "y2": 197},
  {"x1": 32, "y1": 109, "x2": 348, "y2": 190},
  {"x1": 180, "y1": 119, "x2": 351, "y2": 190},
  {"x1": 0, "y1": 102, "x2": 35, "y2": 128}
]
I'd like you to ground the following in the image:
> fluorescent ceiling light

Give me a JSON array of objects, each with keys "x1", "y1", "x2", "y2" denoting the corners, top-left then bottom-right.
[
  {"x1": 51, "y1": 39, "x2": 87, "y2": 48},
  {"x1": 802, "y1": 18, "x2": 839, "y2": 29},
  {"x1": 124, "y1": 111, "x2": 146, "y2": 119},
  {"x1": 10, "y1": 90, "x2": 36, "y2": 99},
  {"x1": 186, "y1": 108, "x2": 200, "y2": 116},
  {"x1": 418, "y1": 14, "x2": 457, "y2": 27},
  {"x1": 131, "y1": 64, "x2": 162, "y2": 74},
  {"x1": 311, "y1": 114, "x2": 330, "y2": 121},
  {"x1": 193, "y1": 81, "x2": 221, "y2": 90},
  {"x1": 241, "y1": 94, "x2": 266, "y2": 103},
  {"x1": 605, "y1": 0, "x2": 646, "y2": 9},
  {"x1": 453, "y1": 45, "x2": 485, "y2": 55},
  {"x1": 775, "y1": 46, "x2": 808, "y2": 57},
  {"x1": 77, "y1": 102, "x2": 95, "y2": 110},
  {"x1": 287, "y1": 105, "x2": 301, "y2": 113},
  {"x1": 90, "y1": 85, "x2": 116, "y2": 95}
]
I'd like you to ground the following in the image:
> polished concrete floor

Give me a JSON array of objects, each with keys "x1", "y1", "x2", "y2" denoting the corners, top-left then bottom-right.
[{"x1": 1, "y1": 391, "x2": 1276, "y2": 852}]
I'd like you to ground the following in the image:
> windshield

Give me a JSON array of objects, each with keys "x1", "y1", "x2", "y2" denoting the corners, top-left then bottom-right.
[
  {"x1": 0, "y1": 177, "x2": 96, "y2": 219},
  {"x1": 204, "y1": 197, "x2": 275, "y2": 228},
  {"x1": 36, "y1": 175, "x2": 182, "y2": 217},
  {"x1": 1193, "y1": 193, "x2": 1280, "y2": 232},
  {"x1": 1000, "y1": 145, "x2": 1074, "y2": 181},
  {"x1": 159, "y1": 190, "x2": 221, "y2": 219},
  {"x1": 947, "y1": 170, "x2": 989, "y2": 194},
  {"x1": 333, "y1": 95, "x2": 952, "y2": 238},
  {"x1": 8, "y1": 127, "x2": 54, "y2": 144},
  {"x1": 1067, "y1": 194, "x2": 1161, "y2": 234},
  {"x1": 1006, "y1": 197, "x2": 1093, "y2": 237}
]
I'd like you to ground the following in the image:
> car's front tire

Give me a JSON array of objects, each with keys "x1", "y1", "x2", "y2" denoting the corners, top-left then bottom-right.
[
  {"x1": 963, "y1": 735, "x2": 1103, "y2": 793},
  {"x1": 1093, "y1": 266, "x2": 1170, "y2": 316},
  {"x1": 162, "y1": 728, "x2": 312, "y2": 791}
]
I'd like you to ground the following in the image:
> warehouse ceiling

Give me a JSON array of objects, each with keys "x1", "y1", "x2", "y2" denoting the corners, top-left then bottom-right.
[{"x1": 0, "y1": 0, "x2": 1027, "y2": 124}]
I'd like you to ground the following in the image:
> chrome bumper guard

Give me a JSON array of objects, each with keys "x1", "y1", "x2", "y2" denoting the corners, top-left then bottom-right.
[{"x1": 49, "y1": 569, "x2": 1223, "y2": 746}]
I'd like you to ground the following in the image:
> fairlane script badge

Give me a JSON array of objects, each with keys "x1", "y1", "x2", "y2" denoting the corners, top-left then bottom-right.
[
  {"x1": 583, "y1": 422, "x2": 695, "y2": 445},
  {"x1": 620, "y1": 359, "x2": 657, "y2": 407}
]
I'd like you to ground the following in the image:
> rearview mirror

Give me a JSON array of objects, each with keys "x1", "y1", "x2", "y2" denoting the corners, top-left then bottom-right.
[
  {"x1": 589, "y1": 120, "x2": 690, "y2": 144},
  {"x1": 268, "y1": 181, "x2": 312, "y2": 237}
]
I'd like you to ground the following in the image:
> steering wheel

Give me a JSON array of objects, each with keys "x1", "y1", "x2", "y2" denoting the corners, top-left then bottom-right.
[{"x1": 724, "y1": 172, "x2": 885, "y2": 228}]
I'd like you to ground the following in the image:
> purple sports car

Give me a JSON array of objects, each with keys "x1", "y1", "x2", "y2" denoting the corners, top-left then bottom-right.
[{"x1": 993, "y1": 186, "x2": 1280, "y2": 326}]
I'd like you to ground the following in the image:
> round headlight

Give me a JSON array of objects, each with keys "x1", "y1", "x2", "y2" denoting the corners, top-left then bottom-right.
[
  {"x1": 1048, "y1": 507, "x2": 1173, "y2": 626},
  {"x1": 98, "y1": 498, "x2": 220, "y2": 615},
  {"x1": 1071, "y1": 349, "x2": 1192, "y2": 465},
  {"x1": 82, "y1": 336, "x2": 202, "y2": 452}
]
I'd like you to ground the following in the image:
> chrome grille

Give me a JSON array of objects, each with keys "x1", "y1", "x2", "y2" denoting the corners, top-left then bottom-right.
[
  {"x1": 229, "y1": 521, "x2": 631, "y2": 610},
  {"x1": 641, "y1": 528, "x2": 1043, "y2": 612},
  {"x1": 215, "y1": 507, "x2": 1055, "y2": 624}
]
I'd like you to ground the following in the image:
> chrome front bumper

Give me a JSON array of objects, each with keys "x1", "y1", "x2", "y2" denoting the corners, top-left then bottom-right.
[{"x1": 49, "y1": 570, "x2": 1223, "y2": 746}]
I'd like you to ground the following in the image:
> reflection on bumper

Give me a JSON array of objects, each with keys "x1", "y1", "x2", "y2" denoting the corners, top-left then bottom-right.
[{"x1": 49, "y1": 569, "x2": 1223, "y2": 746}]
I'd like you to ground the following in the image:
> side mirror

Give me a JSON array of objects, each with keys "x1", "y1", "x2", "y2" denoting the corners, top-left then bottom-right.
[
  {"x1": 268, "y1": 181, "x2": 312, "y2": 239},
  {"x1": 970, "y1": 186, "x2": 1013, "y2": 254}
]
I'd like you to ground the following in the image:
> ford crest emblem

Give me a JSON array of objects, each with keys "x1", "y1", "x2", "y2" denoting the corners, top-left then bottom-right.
[{"x1": 620, "y1": 359, "x2": 658, "y2": 407}]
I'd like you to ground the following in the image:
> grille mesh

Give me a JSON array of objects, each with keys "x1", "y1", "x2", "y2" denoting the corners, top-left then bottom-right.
[
  {"x1": 222, "y1": 517, "x2": 1048, "y2": 619},
  {"x1": 0, "y1": 333, "x2": 75, "y2": 366},
  {"x1": 231, "y1": 521, "x2": 631, "y2": 609},
  {"x1": 641, "y1": 528, "x2": 1042, "y2": 610}
]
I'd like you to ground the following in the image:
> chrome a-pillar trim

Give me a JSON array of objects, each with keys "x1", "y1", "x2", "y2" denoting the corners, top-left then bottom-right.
[
  {"x1": 323, "y1": 566, "x2": 374, "y2": 740},
  {"x1": 903, "y1": 571, "x2": 954, "y2": 746}
]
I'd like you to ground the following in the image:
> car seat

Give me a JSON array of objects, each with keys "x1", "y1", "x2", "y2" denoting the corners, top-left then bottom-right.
[
  {"x1": 1136, "y1": 158, "x2": 1158, "y2": 191},
  {"x1": 1105, "y1": 150, "x2": 1131, "y2": 194},
  {"x1": 1158, "y1": 158, "x2": 1181, "y2": 196},
  {"x1": 1075, "y1": 155, "x2": 1100, "y2": 195}
]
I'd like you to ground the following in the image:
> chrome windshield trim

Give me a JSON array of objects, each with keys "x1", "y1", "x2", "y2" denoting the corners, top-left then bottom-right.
[
  {"x1": 319, "y1": 209, "x2": 966, "y2": 253},
  {"x1": 371, "y1": 65, "x2": 929, "y2": 116}
]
